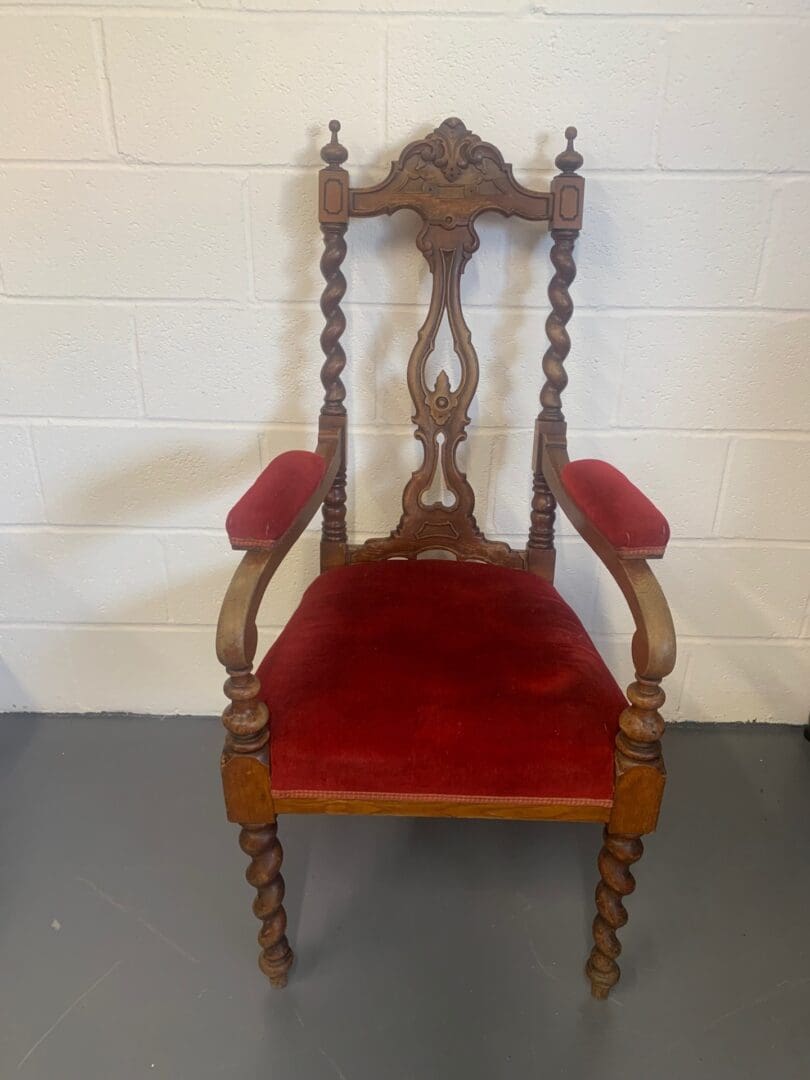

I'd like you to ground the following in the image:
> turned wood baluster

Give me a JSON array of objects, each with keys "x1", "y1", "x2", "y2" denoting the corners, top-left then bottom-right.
[
  {"x1": 319, "y1": 121, "x2": 349, "y2": 566},
  {"x1": 528, "y1": 470, "x2": 557, "y2": 556},
  {"x1": 222, "y1": 667, "x2": 268, "y2": 758},
  {"x1": 528, "y1": 128, "x2": 584, "y2": 578},
  {"x1": 616, "y1": 676, "x2": 666, "y2": 770},
  {"x1": 222, "y1": 667, "x2": 294, "y2": 987},
  {"x1": 587, "y1": 674, "x2": 666, "y2": 999}
]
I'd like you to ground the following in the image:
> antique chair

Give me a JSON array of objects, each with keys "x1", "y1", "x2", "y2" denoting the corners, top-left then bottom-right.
[{"x1": 216, "y1": 118, "x2": 676, "y2": 1000}]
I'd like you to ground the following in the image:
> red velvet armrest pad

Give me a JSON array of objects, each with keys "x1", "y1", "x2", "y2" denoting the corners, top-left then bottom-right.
[
  {"x1": 561, "y1": 459, "x2": 670, "y2": 558},
  {"x1": 226, "y1": 450, "x2": 327, "y2": 550}
]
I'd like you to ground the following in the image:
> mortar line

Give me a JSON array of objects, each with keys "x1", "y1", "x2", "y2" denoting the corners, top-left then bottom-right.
[
  {"x1": 753, "y1": 179, "x2": 780, "y2": 303},
  {"x1": 0, "y1": 5, "x2": 807, "y2": 19},
  {"x1": 130, "y1": 310, "x2": 148, "y2": 417},
  {"x1": 610, "y1": 316, "x2": 632, "y2": 426},
  {"x1": 23, "y1": 425, "x2": 49, "y2": 525},
  {"x1": 650, "y1": 18, "x2": 675, "y2": 169},
  {"x1": 241, "y1": 175, "x2": 257, "y2": 302},
  {"x1": 383, "y1": 19, "x2": 389, "y2": 144},
  {"x1": 1, "y1": 621, "x2": 807, "y2": 647},
  {"x1": 3, "y1": 416, "x2": 809, "y2": 441},
  {"x1": 2, "y1": 523, "x2": 810, "y2": 550},
  {"x1": 710, "y1": 437, "x2": 735, "y2": 537},
  {"x1": 0, "y1": 158, "x2": 808, "y2": 179},
  {"x1": 93, "y1": 18, "x2": 121, "y2": 157},
  {"x1": 1, "y1": 294, "x2": 808, "y2": 316}
]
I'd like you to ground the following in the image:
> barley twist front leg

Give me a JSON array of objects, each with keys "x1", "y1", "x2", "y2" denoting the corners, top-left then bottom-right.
[
  {"x1": 586, "y1": 830, "x2": 644, "y2": 999},
  {"x1": 238, "y1": 820, "x2": 294, "y2": 987}
]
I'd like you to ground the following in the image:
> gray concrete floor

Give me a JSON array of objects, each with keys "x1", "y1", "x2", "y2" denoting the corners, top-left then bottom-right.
[{"x1": 0, "y1": 717, "x2": 808, "y2": 1079}]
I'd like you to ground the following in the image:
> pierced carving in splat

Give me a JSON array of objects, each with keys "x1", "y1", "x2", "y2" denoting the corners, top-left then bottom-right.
[
  {"x1": 425, "y1": 370, "x2": 458, "y2": 427},
  {"x1": 347, "y1": 118, "x2": 555, "y2": 567}
]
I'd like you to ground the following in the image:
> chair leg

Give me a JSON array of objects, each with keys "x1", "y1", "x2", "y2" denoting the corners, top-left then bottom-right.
[
  {"x1": 586, "y1": 828, "x2": 644, "y2": 1000},
  {"x1": 238, "y1": 820, "x2": 294, "y2": 987}
]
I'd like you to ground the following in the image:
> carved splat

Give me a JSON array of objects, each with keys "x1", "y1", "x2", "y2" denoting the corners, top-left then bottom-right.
[
  {"x1": 425, "y1": 369, "x2": 459, "y2": 427},
  {"x1": 313, "y1": 118, "x2": 584, "y2": 568},
  {"x1": 347, "y1": 117, "x2": 559, "y2": 567},
  {"x1": 353, "y1": 221, "x2": 519, "y2": 565}
]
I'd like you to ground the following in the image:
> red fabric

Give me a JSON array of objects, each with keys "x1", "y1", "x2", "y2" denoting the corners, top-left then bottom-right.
[
  {"x1": 257, "y1": 560, "x2": 625, "y2": 806},
  {"x1": 226, "y1": 451, "x2": 326, "y2": 550},
  {"x1": 561, "y1": 459, "x2": 670, "y2": 558}
]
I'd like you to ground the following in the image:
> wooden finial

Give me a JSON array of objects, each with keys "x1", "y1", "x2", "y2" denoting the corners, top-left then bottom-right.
[
  {"x1": 555, "y1": 126, "x2": 583, "y2": 175},
  {"x1": 321, "y1": 119, "x2": 348, "y2": 167}
]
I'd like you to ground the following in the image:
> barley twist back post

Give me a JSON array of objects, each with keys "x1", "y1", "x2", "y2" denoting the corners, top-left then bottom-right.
[
  {"x1": 528, "y1": 128, "x2": 584, "y2": 580},
  {"x1": 319, "y1": 120, "x2": 350, "y2": 570}
]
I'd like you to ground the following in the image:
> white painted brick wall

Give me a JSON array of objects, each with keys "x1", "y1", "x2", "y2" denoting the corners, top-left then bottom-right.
[
  {"x1": 0, "y1": 4, "x2": 808, "y2": 725},
  {"x1": 0, "y1": 17, "x2": 111, "y2": 160},
  {"x1": 1, "y1": 304, "x2": 140, "y2": 416},
  {"x1": 104, "y1": 18, "x2": 387, "y2": 165},
  {"x1": 0, "y1": 168, "x2": 247, "y2": 298},
  {"x1": 32, "y1": 423, "x2": 262, "y2": 527}
]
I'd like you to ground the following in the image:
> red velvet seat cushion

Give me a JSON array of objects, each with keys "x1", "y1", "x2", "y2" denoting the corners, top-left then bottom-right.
[
  {"x1": 561, "y1": 459, "x2": 670, "y2": 558},
  {"x1": 226, "y1": 450, "x2": 326, "y2": 550},
  {"x1": 257, "y1": 560, "x2": 625, "y2": 807}
]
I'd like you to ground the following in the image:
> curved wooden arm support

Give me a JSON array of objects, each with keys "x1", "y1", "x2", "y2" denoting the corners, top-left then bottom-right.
[
  {"x1": 217, "y1": 435, "x2": 341, "y2": 824},
  {"x1": 540, "y1": 422, "x2": 675, "y2": 836}
]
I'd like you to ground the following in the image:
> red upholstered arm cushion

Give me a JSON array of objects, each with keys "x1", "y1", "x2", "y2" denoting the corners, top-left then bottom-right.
[
  {"x1": 561, "y1": 459, "x2": 670, "y2": 558},
  {"x1": 226, "y1": 451, "x2": 327, "y2": 550}
]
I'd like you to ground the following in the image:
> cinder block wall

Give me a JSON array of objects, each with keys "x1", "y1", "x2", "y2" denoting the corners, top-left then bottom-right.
[{"x1": 1, "y1": 2, "x2": 808, "y2": 720}]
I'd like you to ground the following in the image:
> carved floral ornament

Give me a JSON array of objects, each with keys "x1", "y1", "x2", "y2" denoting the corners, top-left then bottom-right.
[
  {"x1": 411, "y1": 116, "x2": 505, "y2": 183},
  {"x1": 348, "y1": 116, "x2": 556, "y2": 231}
]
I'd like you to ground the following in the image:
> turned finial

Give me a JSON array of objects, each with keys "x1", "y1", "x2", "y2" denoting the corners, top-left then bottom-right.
[
  {"x1": 321, "y1": 119, "x2": 348, "y2": 167},
  {"x1": 555, "y1": 126, "x2": 583, "y2": 175}
]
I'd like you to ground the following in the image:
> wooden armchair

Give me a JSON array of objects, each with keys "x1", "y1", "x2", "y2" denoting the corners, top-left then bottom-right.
[{"x1": 216, "y1": 118, "x2": 676, "y2": 1000}]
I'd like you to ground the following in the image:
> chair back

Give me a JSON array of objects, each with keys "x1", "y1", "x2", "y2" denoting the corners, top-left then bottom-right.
[{"x1": 316, "y1": 118, "x2": 584, "y2": 575}]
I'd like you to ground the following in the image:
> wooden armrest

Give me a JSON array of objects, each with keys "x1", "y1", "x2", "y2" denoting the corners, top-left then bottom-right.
[
  {"x1": 561, "y1": 459, "x2": 669, "y2": 559},
  {"x1": 541, "y1": 425, "x2": 675, "y2": 837},
  {"x1": 217, "y1": 436, "x2": 340, "y2": 671},
  {"x1": 227, "y1": 450, "x2": 328, "y2": 551},
  {"x1": 216, "y1": 435, "x2": 339, "y2": 824},
  {"x1": 542, "y1": 432, "x2": 675, "y2": 683}
]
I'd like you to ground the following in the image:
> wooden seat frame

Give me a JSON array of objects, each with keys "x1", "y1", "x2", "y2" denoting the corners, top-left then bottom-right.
[{"x1": 216, "y1": 118, "x2": 676, "y2": 999}]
